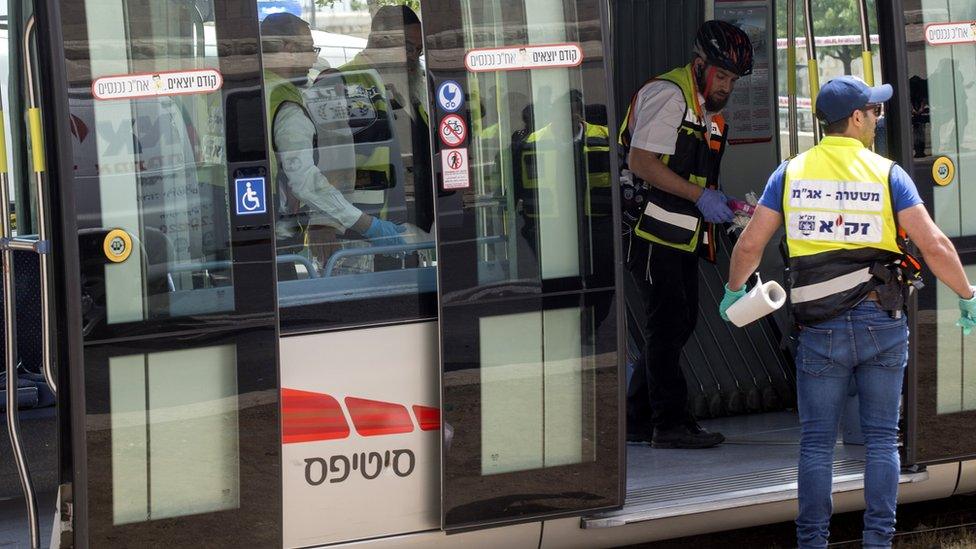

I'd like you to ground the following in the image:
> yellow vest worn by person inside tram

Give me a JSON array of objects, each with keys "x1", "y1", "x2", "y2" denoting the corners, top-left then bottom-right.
[
  {"x1": 618, "y1": 64, "x2": 727, "y2": 261},
  {"x1": 264, "y1": 69, "x2": 314, "y2": 241},
  {"x1": 317, "y1": 65, "x2": 397, "y2": 219},
  {"x1": 782, "y1": 135, "x2": 903, "y2": 324},
  {"x1": 519, "y1": 121, "x2": 612, "y2": 218}
]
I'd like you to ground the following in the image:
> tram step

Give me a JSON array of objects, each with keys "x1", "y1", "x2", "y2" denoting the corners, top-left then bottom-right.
[{"x1": 582, "y1": 459, "x2": 929, "y2": 528}]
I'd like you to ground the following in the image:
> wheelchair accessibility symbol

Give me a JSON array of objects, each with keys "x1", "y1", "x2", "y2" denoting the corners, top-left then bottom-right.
[{"x1": 235, "y1": 177, "x2": 267, "y2": 215}]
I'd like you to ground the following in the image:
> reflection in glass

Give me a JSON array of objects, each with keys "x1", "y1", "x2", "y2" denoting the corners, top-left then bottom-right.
[
  {"x1": 69, "y1": 0, "x2": 233, "y2": 326},
  {"x1": 261, "y1": 6, "x2": 437, "y2": 328},
  {"x1": 905, "y1": 0, "x2": 976, "y2": 416},
  {"x1": 454, "y1": 0, "x2": 613, "y2": 292},
  {"x1": 433, "y1": 0, "x2": 620, "y2": 527}
]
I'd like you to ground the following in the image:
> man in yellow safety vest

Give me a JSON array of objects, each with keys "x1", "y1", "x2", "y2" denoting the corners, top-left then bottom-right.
[
  {"x1": 619, "y1": 21, "x2": 753, "y2": 449},
  {"x1": 722, "y1": 75, "x2": 976, "y2": 548}
]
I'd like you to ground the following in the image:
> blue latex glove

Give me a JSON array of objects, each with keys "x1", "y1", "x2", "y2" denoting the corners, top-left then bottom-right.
[
  {"x1": 719, "y1": 283, "x2": 747, "y2": 322},
  {"x1": 958, "y1": 287, "x2": 976, "y2": 335},
  {"x1": 363, "y1": 217, "x2": 406, "y2": 247},
  {"x1": 696, "y1": 188, "x2": 735, "y2": 224}
]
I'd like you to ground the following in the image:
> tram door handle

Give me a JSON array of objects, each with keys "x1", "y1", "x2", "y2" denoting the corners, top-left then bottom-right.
[
  {"x1": 0, "y1": 16, "x2": 54, "y2": 549},
  {"x1": 23, "y1": 16, "x2": 56, "y2": 397},
  {"x1": 0, "y1": 92, "x2": 42, "y2": 548}
]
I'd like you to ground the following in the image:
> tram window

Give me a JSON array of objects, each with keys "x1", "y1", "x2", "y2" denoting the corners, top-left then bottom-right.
[
  {"x1": 775, "y1": 1, "x2": 884, "y2": 159},
  {"x1": 65, "y1": 0, "x2": 235, "y2": 327},
  {"x1": 901, "y1": 0, "x2": 976, "y2": 415},
  {"x1": 433, "y1": 0, "x2": 615, "y2": 474},
  {"x1": 260, "y1": 4, "x2": 437, "y2": 331}
]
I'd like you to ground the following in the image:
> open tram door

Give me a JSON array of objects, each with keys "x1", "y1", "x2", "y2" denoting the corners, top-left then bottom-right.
[
  {"x1": 884, "y1": 0, "x2": 976, "y2": 474},
  {"x1": 422, "y1": 0, "x2": 626, "y2": 531},
  {"x1": 20, "y1": 0, "x2": 282, "y2": 546}
]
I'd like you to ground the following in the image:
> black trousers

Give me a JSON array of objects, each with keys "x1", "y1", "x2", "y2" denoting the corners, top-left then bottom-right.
[{"x1": 626, "y1": 237, "x2": 699, "y2": 429}]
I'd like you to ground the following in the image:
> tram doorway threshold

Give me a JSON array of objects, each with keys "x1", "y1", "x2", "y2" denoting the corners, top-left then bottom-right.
[{"x1": 584, "y1": 411, "x2": 928, "y2": 528}]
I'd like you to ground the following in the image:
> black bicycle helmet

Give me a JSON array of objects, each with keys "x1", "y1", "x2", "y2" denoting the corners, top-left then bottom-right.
[{"x1": 693, "y1": 20, "x2": 754, "y2": 77}]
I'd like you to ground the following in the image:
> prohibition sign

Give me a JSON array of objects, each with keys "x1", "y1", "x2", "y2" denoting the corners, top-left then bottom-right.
[
  {"x1": 439, "y1": 114, "x2": 467, "y2": 147},
  {"x1": 447, "y1": 150, "x2": 464, "y2": 170}
]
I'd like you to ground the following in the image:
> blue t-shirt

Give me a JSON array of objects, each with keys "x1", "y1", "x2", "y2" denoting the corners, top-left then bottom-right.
[{"x1": 758, "y1": 160, "x2": 923, "y2": 214}]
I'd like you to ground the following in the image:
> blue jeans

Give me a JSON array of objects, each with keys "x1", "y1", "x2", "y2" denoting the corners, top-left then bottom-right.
[{"x1": 795, "y1": 301, "x2": 908, "y2": 549}]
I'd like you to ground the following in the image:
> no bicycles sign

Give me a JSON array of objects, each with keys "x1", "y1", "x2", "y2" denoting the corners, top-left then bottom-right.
[{"x1": 438, "y1": 114, "x2": 468, "y2": 147}]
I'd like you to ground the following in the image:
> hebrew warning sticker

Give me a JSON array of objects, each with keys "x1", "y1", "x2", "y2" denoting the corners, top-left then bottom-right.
[
  {"x1": 924, "y1": 21, "x2": 976, "y2": 46},
  {"x1": 92, "y1": 68, "x2": 223, "y2": 100},
  {"x1": 441, "y1": 148, "x2": 469, "y2": 190},
  {"x1": 465, "y1": 43, "x2": 583, "y2": 72}
]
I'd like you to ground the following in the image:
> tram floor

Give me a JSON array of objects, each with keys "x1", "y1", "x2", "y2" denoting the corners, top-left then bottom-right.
[{"x1": 626, "y1": 411, "x2": 866, "y2": 496}]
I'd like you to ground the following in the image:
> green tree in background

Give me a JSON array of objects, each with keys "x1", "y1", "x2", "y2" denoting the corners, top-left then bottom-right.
[
  {"x1": 314, "y1": 0, "x2": 420, "y2": 11},
  {"x1": 776, "y1": 0, "x2": 878, "y2": 75}
]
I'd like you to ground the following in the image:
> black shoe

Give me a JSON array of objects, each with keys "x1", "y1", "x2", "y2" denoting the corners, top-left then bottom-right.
[
  {"x1": 626, "y1": 426, "x2": 653, "y2": 443},
  {"x1": 651, "y1": 423, "x2": 725, "y2": 449}
]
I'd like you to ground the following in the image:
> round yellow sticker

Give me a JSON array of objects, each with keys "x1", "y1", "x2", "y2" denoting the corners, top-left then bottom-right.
[
  {"x1": 933, "y1": 156, "x2": 955, "y2": 186},
  {"x1": 103, "y1": 229, "x2": 132, "y2": 263}
]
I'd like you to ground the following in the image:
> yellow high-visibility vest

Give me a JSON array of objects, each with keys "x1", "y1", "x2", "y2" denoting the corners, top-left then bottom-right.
[{"x1": 782, "y1": 135, "x2": 903, "y2": 324}]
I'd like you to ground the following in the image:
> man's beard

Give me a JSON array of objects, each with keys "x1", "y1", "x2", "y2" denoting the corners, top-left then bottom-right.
[{"x1": 704, "y1": 93, "x2": 730, "y2": 112}]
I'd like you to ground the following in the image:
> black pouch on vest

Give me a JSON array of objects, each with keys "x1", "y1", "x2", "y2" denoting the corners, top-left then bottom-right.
[{"x1": 870, "y1": 262, "x2": 906, "y2": 317}]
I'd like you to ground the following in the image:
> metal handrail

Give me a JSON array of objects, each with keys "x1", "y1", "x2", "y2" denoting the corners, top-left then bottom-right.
[
  {"x1": 802, "y1": 0, "x2": 822, "y2": 144},
  {"x1": 0, "y1": 95, "x2": 41, "y2": 547},
  {"x1": 323, "y1": 241, "x2": 436, "y2": 277},
  {"x1": 167, "y1": 254, "x2": 319, "y2": 278},
  {"x1": 786, "y1": 0, "x2": 799, "y2": 158},
  {"x1": 857, "y1": 0, "x2": 874, "y2": 86},
  {"x1": 24, "y1": 16, "x2": 56, "y2": 396}
]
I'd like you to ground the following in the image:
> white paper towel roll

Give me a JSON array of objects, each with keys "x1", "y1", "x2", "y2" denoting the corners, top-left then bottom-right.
[{"x1": 727, "y1": 275, "x2": 787, "y2": 327}]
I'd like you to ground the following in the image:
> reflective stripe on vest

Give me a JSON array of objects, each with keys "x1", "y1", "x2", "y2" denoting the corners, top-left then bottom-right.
[
  {"x1": 618, "y1": 64, "x2": 726, "y2": 257},
  {"x1": 520, "y1": 122, "x2": 612, "y2": 217},
  {"x1": 790, "y1": 267, "x2": 872, "y2": 304},
  {"x1": 782, "y1": 136, "x2": 902, "y2": 324}
]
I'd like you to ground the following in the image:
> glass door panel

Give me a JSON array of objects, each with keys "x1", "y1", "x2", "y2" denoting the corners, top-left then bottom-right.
[
  {"x1": 41, "y1": 0, "x2": 280, "y2": 544},
  {"x1": 899, "y1": 0, "x2": 976, "y2": 463},
  {"x1": 424, "y1": 0, "x2": 622, "y2": 530}
]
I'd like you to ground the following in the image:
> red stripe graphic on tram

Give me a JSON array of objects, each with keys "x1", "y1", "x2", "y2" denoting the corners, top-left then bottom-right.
[
  {"x1": 412, "y1": 405, "x2": 440, "y2": 431},
  {"x1": 345, "y1": 397, "x2": 415, "y2": 437},
  {"x1": 280, "y1": 389, "x2": 440, "y2": 443},
  {"x1": 281, "y1": 388, "x2": 350, "y2": 443}
]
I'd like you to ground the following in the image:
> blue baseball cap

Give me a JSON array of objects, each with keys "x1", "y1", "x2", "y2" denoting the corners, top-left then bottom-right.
[{"x1": 815, "y1": 76, "x2": 893, "y2": 124}]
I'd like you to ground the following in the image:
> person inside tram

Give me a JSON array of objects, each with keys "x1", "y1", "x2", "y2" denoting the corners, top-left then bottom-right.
[
  {"x1": 512, "y1": 103, "x2": 536, "y2": 149},
  {"x1": 515, "y1": 90, "x2": 613, "y2": 307},
  {"x1": 337, "y1": 5, "x2": 432, "y2": 235},
  {"x1": 909, "y1": 75, "x2": 930, "y2": 158},
  {"x1": 515, "y1": 90, "x2": 610, "y2": 243},
  {"x1": 618, "y1": 20, "x2": 753, "y2": 449},
  {"x1": 260, "y1": 12, "x2": 405, "y2": 279}
]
